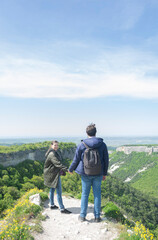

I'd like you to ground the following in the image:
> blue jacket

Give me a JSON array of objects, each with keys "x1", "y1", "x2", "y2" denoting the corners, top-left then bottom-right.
[{"x1": 69, "y1": 137, "x2": 109, "y2": 176}]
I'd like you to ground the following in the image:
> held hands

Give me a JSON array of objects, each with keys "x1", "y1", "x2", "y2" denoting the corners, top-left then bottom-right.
[
  {"x1": 102, "y1": 175, "x2": 106, "y2": 181},
  {"x1": 68, "y1": 171, "x2": 73, "y2": 174}
]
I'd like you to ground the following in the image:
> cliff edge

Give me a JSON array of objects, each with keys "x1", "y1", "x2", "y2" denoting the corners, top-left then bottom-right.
[{"x1": 0, "y1": 147, "x2": 76, "y2": 167}]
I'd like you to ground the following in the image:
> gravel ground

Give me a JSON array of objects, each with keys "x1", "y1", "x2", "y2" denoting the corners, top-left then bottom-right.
[{"x1": 33, "y1": 195, "x2": 119, "y2": 240}]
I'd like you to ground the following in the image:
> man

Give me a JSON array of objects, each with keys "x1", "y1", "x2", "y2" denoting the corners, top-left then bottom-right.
[{"x1": 69, "y1": 123, "x2": 109, "y2": 222}]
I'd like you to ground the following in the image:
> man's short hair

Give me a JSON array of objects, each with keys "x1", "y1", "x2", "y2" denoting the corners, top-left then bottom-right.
[{"x1": 86, "y1": 123, "x2": 97, "y2": 136}]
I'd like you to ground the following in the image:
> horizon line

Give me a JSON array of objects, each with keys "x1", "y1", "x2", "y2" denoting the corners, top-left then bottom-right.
[{"x1": 1, "y1": 136, "x2": 158, "y2": 139}]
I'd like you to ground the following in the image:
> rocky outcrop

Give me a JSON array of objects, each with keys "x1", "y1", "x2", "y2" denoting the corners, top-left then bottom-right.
[
  {"x1": 116, "y1": 146, "x2": 158, "y2": 154},
  {"x1": 0, "y1": 147, "x2": 76, "y2": 167},
  {"x1": 109, "y1": 161, "x2": 124, "y2": 174},
  {"x1": 29, "y1": 194, "x2": 41, "y2": 206}
]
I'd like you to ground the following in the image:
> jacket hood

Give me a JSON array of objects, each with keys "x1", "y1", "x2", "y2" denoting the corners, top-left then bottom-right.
[
  {"x1": 45, "y1": 148, "x2": 54, "y2": 158},
  {"x1": 83, "y1": 137, "x2": 103, "y2": 148}
]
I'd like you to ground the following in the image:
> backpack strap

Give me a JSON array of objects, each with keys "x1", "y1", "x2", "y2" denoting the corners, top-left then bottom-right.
[{"x1": 81, "y1": 140, "x2": 91, "y2": 149}]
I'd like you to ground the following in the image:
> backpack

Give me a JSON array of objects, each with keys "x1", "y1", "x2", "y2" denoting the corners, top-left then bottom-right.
[{"x1": 82, "y1": 141, "x2": 102, "y2": 176}]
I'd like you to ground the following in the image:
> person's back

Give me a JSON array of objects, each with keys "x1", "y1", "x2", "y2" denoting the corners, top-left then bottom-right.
[{"x1": 69, "y1": 123, "x2": 109, "y2": 222}]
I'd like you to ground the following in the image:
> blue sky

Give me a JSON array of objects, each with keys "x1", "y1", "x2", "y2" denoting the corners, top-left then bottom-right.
[{"x1": 0, "y1": 0, "x2": 158, "y2": 137}]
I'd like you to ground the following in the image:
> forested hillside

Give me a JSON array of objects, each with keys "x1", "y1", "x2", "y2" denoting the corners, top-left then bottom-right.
[
  {"x1": 0, "y1": 142, "x2": 74, "y2": 214},
  {"x1": 109, "y1": 151, "x2": 158, "y2": 198}
]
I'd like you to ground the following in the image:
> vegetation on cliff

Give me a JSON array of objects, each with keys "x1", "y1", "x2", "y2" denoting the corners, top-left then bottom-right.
[
  {"x1": 0, "y1": 141, "x2": 76, "y2": 154},
  {"x1": 109, "y1": 151, "x2": 158, "y2": 198},
  {"x1": 117, "y1": 221, "x2": 154, "y2": 240},
  {"x1": 0, "y1": 142, "x2": 75, "y2": 214},
  {"x1": 0, "y1": 188, "x2": 48, "y2": 240},
  {"x1": 0, "y1": 160, "x2": 45, "y2": 214}
]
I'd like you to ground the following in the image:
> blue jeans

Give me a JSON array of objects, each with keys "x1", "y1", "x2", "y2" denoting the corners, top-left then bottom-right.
[
  {"x1": 80, "y1": 175, "x2": 102, "y2": 218},
  {"x1": 49, "y1": 176, "x2": 65, "y2": 210}
]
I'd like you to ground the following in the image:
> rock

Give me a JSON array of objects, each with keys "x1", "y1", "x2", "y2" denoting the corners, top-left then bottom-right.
[
  {"x1": 29, "y1": 223, "x2": 36, "y2": 226},
  {"x1": 83, "y1": 221, "x2": 89, "y2": 225},
  {"x1": 86, "y1": 213, "x2": 94, "y2": 220},
  {"x1": 127, "y1": 229, "x2": 133, "y2": 234},
  {"x1": 101, "y1": 221, "x2": 108, "y2": 226},
  {"x1": 101, "y1": 228, "x2": 108, "y2": 234},
  {"x1": 42, "y1": 212, "x2": 49, "y2": 219},
  {"x1": 29, "y1": 193, "x2": 41, "y2": 206},
  {"x1": 61, "y1": 235, "x2": 66, "y2": 239}
]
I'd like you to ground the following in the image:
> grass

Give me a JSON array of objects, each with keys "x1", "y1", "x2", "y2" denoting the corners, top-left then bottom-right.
[{"x1": 131, "y1": 163, "x2": 158, "y2": 199}]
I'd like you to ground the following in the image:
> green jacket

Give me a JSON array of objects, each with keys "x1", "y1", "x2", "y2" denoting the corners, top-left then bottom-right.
[{"x1": 44, "y1": 149, "x2": 68, "y2": 188}]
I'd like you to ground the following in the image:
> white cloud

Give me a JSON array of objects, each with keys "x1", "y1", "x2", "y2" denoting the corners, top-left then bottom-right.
[{"x1": 0, "y1": 48, "x2": 158, "y2": 99}]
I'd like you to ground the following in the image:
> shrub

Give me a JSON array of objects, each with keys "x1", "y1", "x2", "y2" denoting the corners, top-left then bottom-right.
[
  {"x1": 2, "y1": 175, "x2": 10, "y2": 186},
  {"x1": 0, "y1": 223, "x2": 33, "y2": 240},
  {"x1": 2, "y1": 186, "x2": 20, "y2": 200},
  {"x1": 25, "y1": 204, "x2": 42, "y2": 217},
  {"x1": 2, "y1": 193, "x2": 14, "y2": 209},
  {"x1": 102, "y1": 201, "x2": 125, "y2": 223},
  {"x1": 39, "y1": 192, "x2": 48, "y2": 202},
  {"x1": 118, "y1": 221, "x2": 155, "y2": 240},
  {"x1": 29, "y1": 175, "x2": 44, "y2": 189},
  {"x1": 21, "y1": 182, "x2": 36, "y2": 192}
]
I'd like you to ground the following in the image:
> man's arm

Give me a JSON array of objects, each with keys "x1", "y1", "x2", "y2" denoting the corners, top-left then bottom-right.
[
  {"x1": 103, "y1": 144, "x2": 109, "y2": 176},
  {"x1": 69, "y1": 144, "x2": 82, "y2": 172}
]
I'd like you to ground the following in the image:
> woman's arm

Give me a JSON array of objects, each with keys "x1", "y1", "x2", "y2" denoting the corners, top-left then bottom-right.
[{"x1": 49, "y1": 152, "x2": 68, "y2": 171}]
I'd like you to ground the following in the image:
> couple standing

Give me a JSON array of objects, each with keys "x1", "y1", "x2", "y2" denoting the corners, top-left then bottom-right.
[{"x1": 44, "y1": 123, "x2": 109, "y2": 221}]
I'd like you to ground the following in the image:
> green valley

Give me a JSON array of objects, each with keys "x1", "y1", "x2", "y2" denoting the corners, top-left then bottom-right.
[{"x1": 109, "y1": 150, "x2": 158, "y2": 199}]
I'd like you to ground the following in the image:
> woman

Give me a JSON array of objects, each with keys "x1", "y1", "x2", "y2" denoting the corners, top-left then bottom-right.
[{"x1": 44, "y1": 140, "x2": 71, "y2": 214}]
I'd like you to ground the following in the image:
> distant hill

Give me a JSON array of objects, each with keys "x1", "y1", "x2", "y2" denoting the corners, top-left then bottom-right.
[{"x1": 109, "y1": 150, "x2": 158, "y2": 198}]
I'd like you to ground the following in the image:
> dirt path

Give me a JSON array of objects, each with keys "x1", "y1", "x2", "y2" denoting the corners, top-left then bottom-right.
[{"x1": 33, "y1": 195, "x2": 119, "y2": 240}]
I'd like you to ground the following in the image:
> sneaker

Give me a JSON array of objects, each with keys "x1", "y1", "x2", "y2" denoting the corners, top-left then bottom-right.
[
  {"x1": 50, "y1": 205, "x2": 58, "y2": 209},
  {"x1": 78, "y1": 215, "x2": 86, "y2": 222},
  {"x1": 60, "y1": 209, "x2": 72, "y2": 214},
  {"x1": 94, "y1": 217, "x2": 102, "y2": 222}
]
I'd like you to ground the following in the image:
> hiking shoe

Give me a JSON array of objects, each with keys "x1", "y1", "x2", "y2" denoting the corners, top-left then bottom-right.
[
  {"x1": 50, "y1": 205, "x2": 58, "y2": 209},
  {"x1": 78, "y1": 215, "x2": 86, "y2": 222},
  {"x1": 60, "y1": 209, "x2": 72, "y2": 214},
  {"x1": 94, "y1": 217, "x2": 102, "y2": 222}
]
